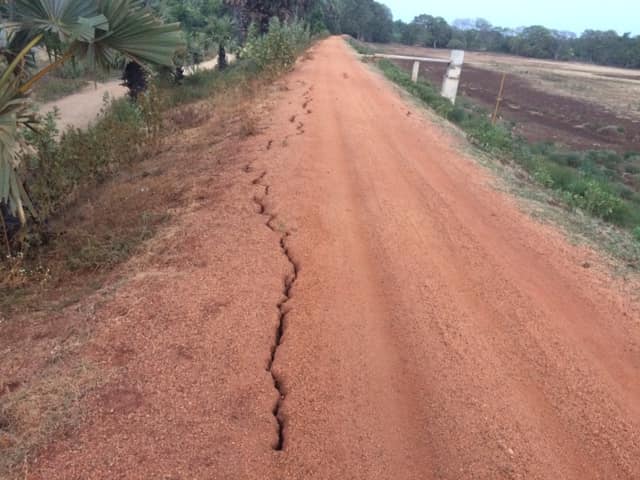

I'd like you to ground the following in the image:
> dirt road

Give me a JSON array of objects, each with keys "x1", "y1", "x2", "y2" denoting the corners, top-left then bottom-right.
[{"x1": 27, "y1": 37, "x2": 640, "y2": 479}]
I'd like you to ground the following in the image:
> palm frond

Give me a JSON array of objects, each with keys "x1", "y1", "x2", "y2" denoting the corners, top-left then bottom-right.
[
  {"x1": 88, "y1": 0, "x2": 184, "y2": 68},
  {"x1": 0, "y1": 45, "x2": 38, "y2": 223},
  {"x1": 14, "y1": 0, "x2": 97, "y2": 39}
]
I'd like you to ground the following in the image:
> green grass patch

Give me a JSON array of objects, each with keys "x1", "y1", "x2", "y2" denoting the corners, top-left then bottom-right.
[{"x1": 346, "y1": 37, "x2": 375, "y2": 55}]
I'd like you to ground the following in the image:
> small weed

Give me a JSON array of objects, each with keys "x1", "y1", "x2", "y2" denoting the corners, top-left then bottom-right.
[
  {"x1": 239, "y1": 112, "x2": 259, "y2": 138},
  {"x1": 167, "y1": 105, "x2": 210, "y2": 130},
  {"x1": 0, "y1": 362, "x2": 103, "y2": 476}
]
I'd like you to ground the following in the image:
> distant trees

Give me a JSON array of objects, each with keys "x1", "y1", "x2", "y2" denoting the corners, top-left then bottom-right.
[
  {"x1": 224, "y1": 0, "x2": 316, "y2": 33},
  {"x1": 389, "y1": 14, "x2": 640, "y2": 69},
  {"x1": 393, "y1": 15, "x2": 451, "y2": 48},
  {"x1": 159, "y1": 0, "x2": 233, "y2": 66},
  {"x1": 338, "y1": 0, "x2": 393, "y2": 42},
  {"x1": 221, "y1": 0, "x2": 395, "y2": 42},
  {"x1": 510, "y1": 26, "x2": 560, "y2": 59}
]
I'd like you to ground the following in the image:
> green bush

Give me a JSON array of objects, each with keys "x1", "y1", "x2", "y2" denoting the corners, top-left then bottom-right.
[
  {"x1": 462, "y1": 115, "x2": 513, "y2": 152},
  {"x1": 625, "y1": 163, "x2": 640, "y2": 175},
  {"x1": 447, "y1": 106, "x2": 467, "y2": 124},
  {"x1": 634, "y1": 226, "x2": 640, "y2": 242},
  {"x1": 567, "y1": 179, "x2": 627, "y2": 222},
  {"x1": 242, "y1": 18, "x2": 311, "y2": 76},
  {"x1": 22, "y1": 92, "x2": 161, "y2": 225}
]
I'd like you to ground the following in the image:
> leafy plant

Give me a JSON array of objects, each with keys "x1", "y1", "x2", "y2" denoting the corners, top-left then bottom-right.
[
  {"x1": 0, "y1": 0, "x2": 185, "y2": 231},
  {"x1": 242, "y1": 18, "x2": 310, "y2": 76}
]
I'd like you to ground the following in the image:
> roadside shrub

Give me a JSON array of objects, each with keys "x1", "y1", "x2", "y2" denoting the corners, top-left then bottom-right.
[
  {"x1": 377, "y1": 59, "x2": 454, "y2": 116},
  {"x1": 634, "y1": 226, "x2": 640, "y2": 242},
  {"x1": 447, "y1": 106, "x2": 467, "y2": 124},
  {"x1": 562, "y1": 178, "x2": 628, "y2": 223},
  {"x1": 464, "y1": 116, "x2": 513, "y2": 152},
  {"x1": 584, "y1": 150, "x2": 622, "y2": 170},
  {"x1": 549, "y1": 151, "x2": 582, "y2": 168},
  {"x1": 21, "y1": 92, "x2": 160, "y2": 236},
  {"x1": 243, "y1": 18, "x2": 311, "y2": 76},
  {"x1": 625, "y1": 163, "x2": 640, "y2": 175}
]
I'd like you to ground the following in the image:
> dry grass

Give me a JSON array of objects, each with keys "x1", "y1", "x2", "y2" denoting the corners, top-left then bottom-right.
[
  {"x1": 0, "y1": 362, "x2": 104, "y2": 477},
  {"x1": 166, "y1": 103, "x2": 212, "y2": 131}
]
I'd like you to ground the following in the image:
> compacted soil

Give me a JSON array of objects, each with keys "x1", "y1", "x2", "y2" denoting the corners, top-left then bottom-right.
[{"x1": 4, "y1": 37, "x2": 640, "y2": 479}]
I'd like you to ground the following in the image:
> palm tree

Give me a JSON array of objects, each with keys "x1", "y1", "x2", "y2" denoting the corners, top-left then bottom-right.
[{"x1": 0, "y1": 0, "x2": 185, "y2": 228}]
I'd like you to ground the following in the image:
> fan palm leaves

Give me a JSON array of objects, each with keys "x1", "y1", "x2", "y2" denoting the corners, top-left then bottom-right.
[
  {"x1": 0, "y1": 36, "x2": 39, "y2": 224},
  {"x1": 0, "y1": 0, "x2": 185, "y2": 227}
]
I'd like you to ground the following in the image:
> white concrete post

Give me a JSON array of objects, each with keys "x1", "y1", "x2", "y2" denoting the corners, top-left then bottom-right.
[
  {"x1": 441, "y1": 50, "x2": 465, "y2": 104},
  {"x1": 411, "y1": 61, "x2": 420, "y2": 83}
]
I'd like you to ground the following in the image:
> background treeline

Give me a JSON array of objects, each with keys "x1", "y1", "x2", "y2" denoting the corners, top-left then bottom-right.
[
  {"x1": 287, "y1": 0, "x2": 640, "y2": 69},
  {"x1": 146, "y1": 1, "x2": 640, "y2": 69},
  {"x1": 393, "y1": 16, "x2": 640, "y2": 69}
]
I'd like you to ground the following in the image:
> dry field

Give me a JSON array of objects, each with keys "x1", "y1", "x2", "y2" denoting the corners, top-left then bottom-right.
[{"x1": 369, "y1": 43, "x2": 640, "y2": 152}]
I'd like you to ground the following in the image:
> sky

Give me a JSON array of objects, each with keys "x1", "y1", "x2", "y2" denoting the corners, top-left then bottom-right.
[{"x1": 383, "y1": 0, "x2": 638, "y2": 35}]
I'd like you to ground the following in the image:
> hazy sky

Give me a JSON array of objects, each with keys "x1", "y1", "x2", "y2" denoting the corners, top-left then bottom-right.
[{"x1": 383, "y1": 0, "x2": 638, "y2": 35}]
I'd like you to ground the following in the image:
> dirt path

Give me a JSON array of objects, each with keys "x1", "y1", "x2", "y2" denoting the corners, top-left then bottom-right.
[
  {"x1": 40, "y1": 57, "x2": 229, "y2": 130},
  {"x1": 26, "y1": 37, "x2": 640, "y2": 479}
]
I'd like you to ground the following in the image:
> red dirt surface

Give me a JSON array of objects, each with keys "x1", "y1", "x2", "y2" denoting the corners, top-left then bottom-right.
[
  {"x1": 11, "y1": 37, "x2": 640, "y2": 479},
  {"x1": 394, "y1": 59, "x2": 640, "y2": 152}
]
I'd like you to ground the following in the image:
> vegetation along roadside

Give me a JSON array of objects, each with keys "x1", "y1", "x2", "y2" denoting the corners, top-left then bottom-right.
[
  {"x1": 0, "y1": 1, "x2": 321, "y2": 475},
  {"x1": 0, "y1": 0, "x2": 321, "y2": 311}
]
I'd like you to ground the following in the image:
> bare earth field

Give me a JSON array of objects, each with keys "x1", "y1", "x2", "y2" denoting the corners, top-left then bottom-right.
[
  {"x1": 371, "y1": 43, "x2": 640, "y2": 152},
  {"x1": 2, "y1": 37, "x2": 640, "y2": 479}
]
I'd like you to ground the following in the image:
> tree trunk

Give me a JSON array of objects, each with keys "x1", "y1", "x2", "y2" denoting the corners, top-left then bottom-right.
[{"x1": 218, "y1": 44, "x2": 228, "y2": 70}]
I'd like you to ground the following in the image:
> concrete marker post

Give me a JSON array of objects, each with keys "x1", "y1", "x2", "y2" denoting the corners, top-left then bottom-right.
[
  {"x1": 441, "y1": 50, "x2": 465, "y2": 104},
  {"x1": 411, "y1": 61, "x2": 420, "y2": 83}
]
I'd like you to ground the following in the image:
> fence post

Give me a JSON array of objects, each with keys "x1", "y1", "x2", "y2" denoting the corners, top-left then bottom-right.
[
  {"x1": 441, "y1": 50, "x2": 465, "y2": 104},
  {"x1": 411, "y1": 61, "x2": 420, "y2": 83},
  {"x1": 492, "y1": 72, "x2": 507, "y2": 125}
]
